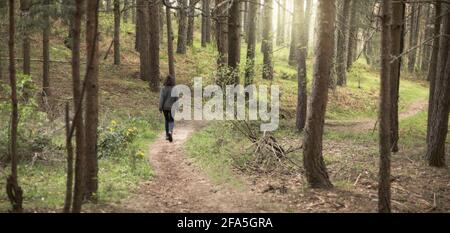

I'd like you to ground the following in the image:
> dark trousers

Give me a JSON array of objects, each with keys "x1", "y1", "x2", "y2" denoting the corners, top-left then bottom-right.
[{"x1": 163, "y1": 110, "x2": 174, "y2": 136}]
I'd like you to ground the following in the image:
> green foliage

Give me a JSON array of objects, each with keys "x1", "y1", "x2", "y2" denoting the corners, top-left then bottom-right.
[
  {"x1": 98, "y1": 119, "x2": 139, "y2": 158},
  {"x1": 0, "y1": 73, "x2": 49, "y2": 161}
]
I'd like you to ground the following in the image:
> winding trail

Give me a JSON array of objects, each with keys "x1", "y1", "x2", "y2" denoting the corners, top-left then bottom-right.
[
  {"x1": 325, "y1": 100, "x2": 428, "y2": 132},
  {"x1": 102, "y1": 100, "x2": 429, "y2": 213},
  {"x1": 110, "y1": 121, "x2": 281, "y2": 213}
]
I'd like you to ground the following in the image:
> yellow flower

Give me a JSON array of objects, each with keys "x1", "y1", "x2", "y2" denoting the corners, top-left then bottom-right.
[
  {"x1": 111, "y1": 120, "x2": 117, "y2": 127},
  {"x1": 136, "y1": 150, "x2": 145, "y2": 159}
]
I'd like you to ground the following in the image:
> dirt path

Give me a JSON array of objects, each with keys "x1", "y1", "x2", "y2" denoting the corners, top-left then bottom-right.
[
  {"x1": 107, "y1": 121, "x2": 282, "y2": 213},
  {"x1": 325, "y1": 100, "x2": 428, "y2": 132}
]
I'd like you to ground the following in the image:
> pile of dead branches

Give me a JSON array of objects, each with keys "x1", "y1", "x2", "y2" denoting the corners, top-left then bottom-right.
[{"x1": 230, "y1": 121, "x2": 303, "y2": 175}]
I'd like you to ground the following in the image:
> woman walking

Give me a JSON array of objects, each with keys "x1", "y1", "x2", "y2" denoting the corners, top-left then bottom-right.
[{"x1": 159, "y1": 75, "x2": 178, "y2": 142}]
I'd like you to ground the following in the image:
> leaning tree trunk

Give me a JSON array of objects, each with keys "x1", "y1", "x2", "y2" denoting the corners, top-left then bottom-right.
[
  {"x1": 166, "y1": 6, "x2": 176, "y2": 78},
  {"x1": 20, "y1": 0, "x2": 32, "y2": 75},
  {"x1": 426, "y1": 7, "x2": 450, "y2": 168},
  {"x1": 426, "y1": 1, "x2": 441, "y2": 144},
  {"x1": 42, "y1": 0, "x2": 51, "y2": 97},
  {"x1": 148, "y1": 0, "x2": 160, "y2": 91},
  {"x1": 114, "y1": 0, "x2": 121, "y2": 65},
  {"x1": 84, "y1": 0, "x2": 100, "y2": 201},
  {"x1": 228, "y1": 0, "x2": 241, "y2": 84},
  {"x1": 302, "y1": 0, "x2": 334, "y2": 189},
  {"x1": 335, "y1": 0, "x2": 351, "y2": 86},
  {"x1": 389, "y1": 1, "x2": 405, "y2": 153},
  {"x1": 176, "y1": 0, "x2": 188, "y2": 54},
  {"x1": 378, "y1": 0, "x2": 392, "y2": 213},
  {"x1": 6, "y1": 0, "x2": 24, "y2": 213},
  {"x1": 262, "y1": 0, "x2": 273, "y2": 80},
  {"x1": 295, "y1": 0, "x2": 307, "y2": 132},
  {"x1": 244, "y1": 0, "x2": 257, "y2": 86}
]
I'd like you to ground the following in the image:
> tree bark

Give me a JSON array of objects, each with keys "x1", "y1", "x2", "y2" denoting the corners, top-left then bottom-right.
[
  {"x1": 84, "y1": 0, "x2": 100, "y2": 201},
  {"x1": 20, "y1": 0, "x2": 31, "y2": 75},
  {"x1": 148, "y1": 0, "x2": 160, "y2": 91},
  {"x1": 201, "y1": 0, "x2": 211, "y2": 46},
  {"x1": 43, "y1": 0, "x2": 51, "y2": 97},
  {"x1": 407, "y1": 3, "x2": 421, "y2": 72},
  {"x1": 71, "y1": 0, "x2": 85, "y2": 213},
  {"x1": 114, "y1": 0, "x2": 121, "y2": 65},
  {"x1": 335, "y1": 0, "x2": 351, "y2": 86},
  {"x1": 302, "y1": 0, "x2": 334, "y2": 189},
  {"x1": 276, "y1": 0, "x2": 286, "y2": 46},
  {"x1": 215, "y1": 0, "x2": 228, "y2": 66},
  {"x1": 378, "y1": 0, "x2": 392, "y2": 213},
  {"x1": 166, "y1": 6, "x2": 176, "y2": 78},
  {"x1": 177, "y1": 0, "x2": 188, "y2": 54},
  {"x1": 346, "y1": 0, "x2": 357, "y2": 70},
  {"x1": 262, "y1": 0, "x2": 273, "y2": 80},
  {"x1": 426, "y1": 6, "x2": 450, "y2": 168},
  {"x1": 137, "y1": 0, "x2": 151, "y2": 81},
  {"x1": 228, "y1": 0, "x2": 241, "y2": 84},
  {"x1": 187, "y1": 0, "x2": 197, "y2": 46},
  {"x1": 389, "y1": 1, "x2": 405, "y2": 153},
  {"x1": 123, "y1": 0, "x2": 129, "y2": 23},
  {"x1": 244, "y1": 0, "x2": 257, "y2": 86},
  {"x1": 6, "y1": 0, "x2": 24, "y2": 213},
  {"x1": 288, "y1": 0, "x2": 300, "y2": 66},
  {"x1": 63, "y1": 103, "x2": 73, "y2": 213},
  {"x1": 426, "y1": 1, "x2": 441, "y2": 143},
  {"x1": 295, "y1": 0, "x2": 307, "y2": 132}
]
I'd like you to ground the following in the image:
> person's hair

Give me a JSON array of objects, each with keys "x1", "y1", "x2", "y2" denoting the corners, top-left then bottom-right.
[{"x1": 163, "y1": 75, "x2": 175, "y2": 87}]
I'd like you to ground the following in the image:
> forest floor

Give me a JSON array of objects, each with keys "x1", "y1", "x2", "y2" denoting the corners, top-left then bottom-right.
[{"x1": 89, "y1": 98, "x2": 448, "y2": 213}]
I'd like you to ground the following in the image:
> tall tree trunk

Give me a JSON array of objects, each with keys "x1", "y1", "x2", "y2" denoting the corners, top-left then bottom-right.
[
  {"x1": 389, "y1": 1, "x2": 405, "y2": 153},
  {"x1": 215, "y1": 0, "x2": 228, "y2": 66},
  {"x1": 262, "y1": 0, "x2": 273, "y2": 80},
  {"x1": 335, "y1": 0, "x2": 351, "y2": 86},
  {"x1": 378, "y1": 0, "x2": 392, "y2": 213},
  {"x1": 135, "y1": 1, "x2": 140, "y2": 51},
  {"x1": 426, "y1": 6, "x2": 450, "y2": 168},
  {"x1": 407, "y1": 3, "x2": 421, "y2": 72},
  {"x1": 276, "y1": 0, "x2": 286, "y2": 46},
  {"x1": 71, "y1": 0, "x2": 85, "y2": 213},
  {"x1": 159, "y1": 2, "x2": 164, "y2": 43},
  {"x1": 295, "y1": 0, "x2": 307, "y2": 132},
  {"x1": 201, "y1": 0, "x2": 212, "y2": 46},
  {"x1": 346, "y1": 0, "x2": 357, "y2": 70},
  {"x1": 84, "y1": 0, "x2": 100, "y2": 201},
  {"x1": 137, "y1": 0, "x2": 150, "y2": 81},
  {"x1": 426, "y1": 1, "x2": 441, "y2": 143},
  {"x1": 187, "y1": 0, "x2": 196, "y2": 46},
  {"x1": 177, "y1": 0, "x2": 187, "y2": 54},
  {"x1": 148, "y1": 0, "x2": 160, "y2": 91},
  {"x1": 114, "y1": 0, "x2": 121, "y2": 65},
  {"x1": 123, "y1": 0, "x2": 129, "y2": 23},
  {"x1": 166, "y1": 6, "x2": 176, "y2": 78},
  {"x1": 6, "y1": 0, "x2": 24, "y2": 213},
  {"x1": 42, "y1": 0, "x2": 51, "y2": 97},
  {"x1": 244, "y1": 0, "x2": 257, "y2": 86},
  {"x1": 228, "y1": 0, "x2": 241, "y2": 84},
  {"x1": 132, "y1": 0, "x2": 136, "y2": 24},
  {"x1": 63, "y1": 103, "x2": 73, "y2": 213},
  {"x1": 20, "y1": 0, "x2": 31, "y2": 75},
  {"x1": 421, "y1": 4, "x2": 432, "y2": 73},
  {"x1": 302, "y1": 0, "x2": 334, "y2": 189},
  {"x1": 288, "y1": 0, "x2": 299, "y2": 66},
  {"x1": 106, "y1": 0, "x2": 111, "y2": 11}
]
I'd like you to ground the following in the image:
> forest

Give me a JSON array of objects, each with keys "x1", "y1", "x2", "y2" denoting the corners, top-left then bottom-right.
[{"x1": 0, "y1": 0, "x2": 449, "y2": 214}]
